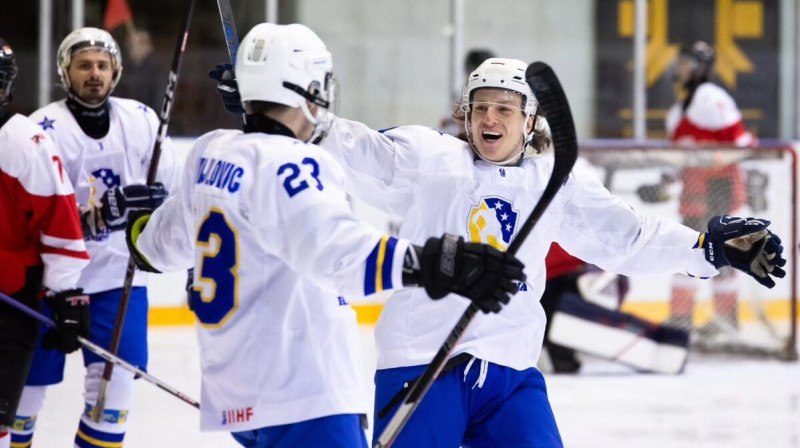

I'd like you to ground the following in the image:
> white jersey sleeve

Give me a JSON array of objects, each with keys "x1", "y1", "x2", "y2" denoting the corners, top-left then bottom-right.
[
  {"x1": 556, "y1": 161, "x2": 718, "y2": 278},
  {"x1": 322, "y1": 117, "x2": 474, "y2": 218},
  {"x1": 133, "y1": 136, "x2": 200, "y2": 272}
]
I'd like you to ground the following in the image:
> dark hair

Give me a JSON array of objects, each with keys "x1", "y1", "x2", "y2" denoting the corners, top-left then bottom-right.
[
  {"x1": 464, "y1": 49, "x2": 496, "y2": 75},
  {"x1": 244, "y1": 100, "x2": 292, "y2": 116}
]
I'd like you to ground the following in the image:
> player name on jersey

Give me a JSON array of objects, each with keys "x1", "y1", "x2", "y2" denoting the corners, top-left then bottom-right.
[{"x1": 197, "y1": 157, "x2": 244, "y2": 193}]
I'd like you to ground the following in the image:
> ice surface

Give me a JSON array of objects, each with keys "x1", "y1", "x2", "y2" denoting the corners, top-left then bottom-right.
[{"x1": 33, "y1": 326, "x2": 800, "y2": 447}]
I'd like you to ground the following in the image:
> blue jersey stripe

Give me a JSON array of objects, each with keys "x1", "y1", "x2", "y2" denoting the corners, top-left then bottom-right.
[
  {"x1": 381, "y1": 237, "x2": 398, "y2": 290},
  {"x1": 365, "y1": 240, "x2": 380, "y2": 295}
]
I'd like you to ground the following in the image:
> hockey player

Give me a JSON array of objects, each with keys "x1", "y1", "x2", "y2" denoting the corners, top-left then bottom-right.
[
  {"x1": 12, "y1": 28, "x2": 178, "y2": 448},
  {"x1": 125, "y1": 23, "x2": 525, "y2": 448},
  {"x1": 211, "y1": 57, "x2": 785, "y2": 446},
  {"x1": 0, "y1": 38, "x2": 90, "y2": 448},
  {"x1": 657, "y1": 41, "x2": 756, "y2": 336}
]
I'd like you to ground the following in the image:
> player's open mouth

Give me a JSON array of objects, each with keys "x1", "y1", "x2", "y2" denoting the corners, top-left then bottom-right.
[{"x1": 482, "y1": 131, "x2": 502, "y2": 142}]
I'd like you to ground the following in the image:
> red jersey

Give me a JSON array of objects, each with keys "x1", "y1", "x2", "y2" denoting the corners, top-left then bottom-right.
[
  {"x1": 545, "y1": 242, "x2": 584, "y2": 280},
  {"x1": 0, "y1": 113, "x2": 89, "y2": 295}
]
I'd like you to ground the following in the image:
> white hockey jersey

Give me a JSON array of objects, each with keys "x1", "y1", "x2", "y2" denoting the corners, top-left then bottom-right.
[
  {"x1": 0, "y1": 113, "x2": 89, "y2": 294},
  {"x1": 135, "y1": 129, "x2": 412, "y2": 431},
  {"x1": 29, "y1": 98, "x2": 179, "y2": 294},
  {"x1": 322, "y1": 118, "x2": 720, "y2": 371},
  {"x1": 665, "y1": 82, "x2": 755, "y2": 146}
]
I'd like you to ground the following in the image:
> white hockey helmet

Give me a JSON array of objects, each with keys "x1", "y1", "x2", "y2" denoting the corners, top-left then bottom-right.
[
  {"x1": 57, "y1": 27, "x2": 123, "y2": 104},
  {"x1": 236, "y1": 23, "x2": 337, "y2": 143},
  {"x1": 459, "y1": 58, "x2": 540, "y2": 163}
]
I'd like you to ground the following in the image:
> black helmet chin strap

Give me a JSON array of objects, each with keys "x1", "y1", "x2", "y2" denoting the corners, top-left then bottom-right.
[{"x1": 282, "y1": 82, "x2": 329, "y2": 108}]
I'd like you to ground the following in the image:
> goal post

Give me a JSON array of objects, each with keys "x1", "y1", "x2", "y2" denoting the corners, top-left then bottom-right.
[{"x1": 578, "y1": 140, "x2": 798, "y2": 361}]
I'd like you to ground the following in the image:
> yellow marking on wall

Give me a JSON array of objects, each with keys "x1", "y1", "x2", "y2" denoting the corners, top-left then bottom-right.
[
  {"x1": 618, "y1": 0, "x2": 634, "y2": 36},
  {"x1": 715, "y1": 0, "x2": 760, "y2": 88},
  {"x1": 644, "y1": 0, "x2": 680, "y2": 87},
  {"x1": 733, "y1": 1, "x2": 763, "y2": 37},
  {"x1": 617, "y1": 0, "x2": 679, "y2": 87},
  {"x1": 617, "y1": 0, "x2": 764, "y2": 89}
]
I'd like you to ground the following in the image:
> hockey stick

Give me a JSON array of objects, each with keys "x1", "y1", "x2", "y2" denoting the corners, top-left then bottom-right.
[
  {"x1": 216, "y1": 0, "x2": 240, "y2": 63},
  {"x1": 0, "y1": 290, "x2": 200, "y2": 409},
  {"x1": 215, "y1": 0, "x2": 247, "y2": 125},
  {"x1": 374, "y1": 61, "x2": 579, "y2": 448},
  {"x1": 93, "y1": 0, "x2": 197, "y2": 422}
]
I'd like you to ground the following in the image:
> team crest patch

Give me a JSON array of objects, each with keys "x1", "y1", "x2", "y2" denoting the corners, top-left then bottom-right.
[
  {"x1": 467, "y1": 196, "x2": 519, "y2": 251},
  {"x1": 87, "y1": 168, "x2": 121, "y2": 241}
]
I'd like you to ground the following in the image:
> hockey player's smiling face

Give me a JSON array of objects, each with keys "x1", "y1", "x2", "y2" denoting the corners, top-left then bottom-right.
[
  {"x1": 67, "y1": 50, "x2": 114, "y2": 105},
  {"x1": 470, "y1": 88, "x2": 531, "y2": 164}
]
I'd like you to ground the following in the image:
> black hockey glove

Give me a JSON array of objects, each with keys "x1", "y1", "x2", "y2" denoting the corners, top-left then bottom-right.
[
  {"x1": 101, "y1": 183, "x2": 168, "y2": 231},
  {"x1": 702, "y1": 215, "x2": 786, "y2": 288},
  {"x1": 124, "y1": 211, "x2": 161, "y2": 273},
  {"x1": 43, "y1": 289, "x2": 90, "y2": 354},
  {"x1": 209, "y1": 64, "x2": 244, "y2": 115},
  {"x1": 415, "y1": 234, "x2": 526, "y2": 313}
]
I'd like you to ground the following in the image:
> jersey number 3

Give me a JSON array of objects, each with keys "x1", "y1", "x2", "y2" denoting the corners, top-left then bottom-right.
[{"x1": 192, "y1": 209, "x2": 239, "y2": 327}]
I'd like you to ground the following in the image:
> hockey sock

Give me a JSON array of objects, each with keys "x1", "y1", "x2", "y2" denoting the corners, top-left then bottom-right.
[
  {"x1": 711, "y1": 268, "x2": 739, "y2": 327},
  {"x1": 667, "y1": 274, "x2": 698, "y2": 328},
  {"x1": 10, "y1": 385, "x2": 46, "y2": 448},
  {"x1": 76, "y1": 363, "x2": 133, "y2": 448}
]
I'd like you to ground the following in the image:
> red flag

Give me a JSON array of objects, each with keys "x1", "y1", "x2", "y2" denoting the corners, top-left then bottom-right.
[{"x1": 103, "y1": 0, "x2": 133, "y2": 31}]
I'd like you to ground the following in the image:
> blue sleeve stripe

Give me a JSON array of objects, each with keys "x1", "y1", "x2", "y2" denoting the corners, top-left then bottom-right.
[
  {"x1": 365, "y1": 239, "x2": 381, "y2": 295},
  {"x1": 693, "y1": 233, "x2": 705, "y2": 249},
  {"x1": 381, "y1": 237, "x2": 398, "y2": 290},
  {"x1": 365, "y1": 235, "x2": 397, "y2": 295}
]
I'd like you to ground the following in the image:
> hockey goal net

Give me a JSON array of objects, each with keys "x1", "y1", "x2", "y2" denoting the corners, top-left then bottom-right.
[{"x1": 579, "y1": 141, "x2": 798, "y2": 361}]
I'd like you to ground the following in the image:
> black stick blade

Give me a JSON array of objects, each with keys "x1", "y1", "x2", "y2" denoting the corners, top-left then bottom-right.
[{"x1": 526, "y1": 61, "x2": 578, "y2": 165}]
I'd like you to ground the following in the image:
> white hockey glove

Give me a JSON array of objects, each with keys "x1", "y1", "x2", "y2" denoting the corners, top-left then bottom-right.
[{"x1": 701, "y1": 215, "x2": 786, "y2": 288}]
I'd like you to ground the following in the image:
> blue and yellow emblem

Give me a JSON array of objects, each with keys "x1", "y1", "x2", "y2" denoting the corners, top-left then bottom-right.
[{"x1": 467, "y1": 196, "x2": 519, "y2": 251}]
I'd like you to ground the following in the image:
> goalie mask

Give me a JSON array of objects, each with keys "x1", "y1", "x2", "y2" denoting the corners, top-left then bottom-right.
[
  {"x1": 236, "y1": 23, "x2": 338, "y2": 144},
  {"x1": 0, "y1": 38, "x2": 17, "y2": 107},
  {"x1": 459, "y1": 58, "x2": 539, "y2": 165},
  {"x1": 57, "y1": 27, "x2": 123, "y2": 107}
]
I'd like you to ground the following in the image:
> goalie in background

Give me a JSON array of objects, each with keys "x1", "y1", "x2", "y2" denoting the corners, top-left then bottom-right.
[
  {"x1": 540, "y1": 243, "x2": 692, "y2": 375},
  {"x1": 654, "y1": 41, "x2": 757, "y2": 342}
]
